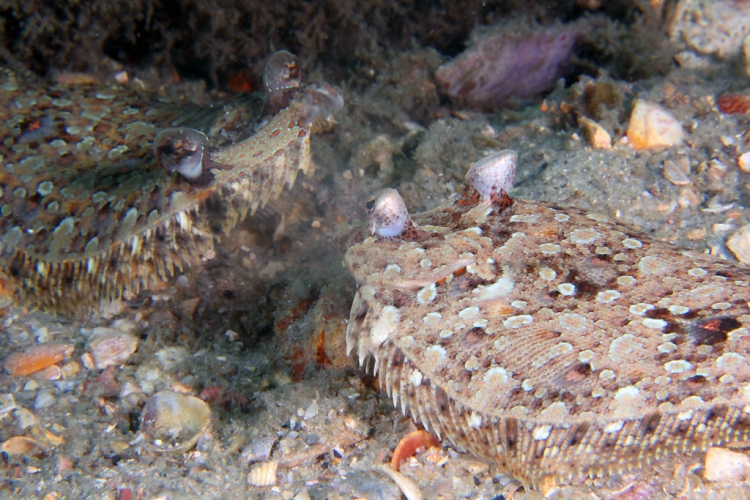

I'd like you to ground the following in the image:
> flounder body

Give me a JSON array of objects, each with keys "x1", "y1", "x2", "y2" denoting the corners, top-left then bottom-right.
[
  {"x1": 0, "y1": 54, "x2": 342, "y2": 312},
  {"x1": 342, "y1": 150, "x2": 750, "y2": 488}
]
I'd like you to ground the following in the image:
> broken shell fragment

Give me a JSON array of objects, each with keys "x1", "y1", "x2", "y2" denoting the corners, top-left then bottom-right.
[
  {"x1": 738, "y1": 151, "x2": 750, "y2": 173},
  {"x1": 87, "y1": 331, "x2": 139, "y2": 370},
  {"x1": 627, "y1": 99, "x2": 684, "y2": 150},
  {"x1": 140, "y1": 391, "x2": 211, "y2": 453},
  {"x1": 579, "y1": 116, "x2": 611, "y2": 149},
  {"x1": 153, "y1": 127, "x2": 206, "y2": 181},
  {"x1": 727, "y1": 224, "x2": 750, "y2": 264},
  {"x1": 3, "y1": 344, "x2": 74, "y2": 377},
  {"x1": 663, "y1": 159, "x2": 692, "y2": 186},
  {"x1": 247, "y1": 460, "x2": 278, "y2": 487},
  {"x1": 391, "y1": 430, "x2": 441, "y2": 471},
  {"x1": 1, "y1": 436, "x2": 48, "y2": 458},
  {"x1": 705, "y1": 447, "x2": 750, "y2": 482}
]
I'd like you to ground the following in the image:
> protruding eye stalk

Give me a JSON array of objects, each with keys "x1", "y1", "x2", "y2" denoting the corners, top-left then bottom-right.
[
  {"x1": 298, "y1": 82, "x2": 344, "y2": 132},
  {"x1": 263, "y1": 50, "x2": 302, "y2": 115},
  {"x1": 367, "y1": 189, "x2": 422, "y2": 240},
  {"x1": 465, "y1": 149, "x2": 517, "y2": 205},
  {"x1": 153, "y1": 128, "x2": 208, "y2": 183}
]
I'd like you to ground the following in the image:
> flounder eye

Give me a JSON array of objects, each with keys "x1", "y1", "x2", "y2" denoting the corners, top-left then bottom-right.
[
  {"x1": 366, "y1": 199, "x2": 376, "y2": 211},
  {"x1": 465, "y1": 149, "x2": 517, "y2": 203},
  {"x1": 153, "y1": 127, "x2": 207, "y2": 181},
  {"x1": 367, "y1": 188, "x2": 412, "y2": 238}
]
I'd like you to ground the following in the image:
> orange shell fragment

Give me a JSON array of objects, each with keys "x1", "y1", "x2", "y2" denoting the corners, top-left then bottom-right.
[
  {"x1": 390, "y1": 429, "x2": 441, "y2": 471},
  {"x1": 3, "y1": 344, "x2": 75, "y2": 376}
]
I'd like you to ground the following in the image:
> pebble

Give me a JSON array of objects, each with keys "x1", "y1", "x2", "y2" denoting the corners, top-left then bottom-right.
[
  {"x1": 0, "y1": 394, "x2": 16, "y2": 415},
  {"x1": 303, "y1": 401, "x2": 318, "y2": 420},
  {"x1": 627, "y1": 99, "x2": 684, "y2": 149},
  {"x1": 579, "y1": 116, "x2": 611, "y2": 149},
  {"x1": 705, "y1": 447, "x2": 750, "y2": 482},
  {"x1": 727, "y1": 223, "x2": 750, "y2": 264},
  {"x1": 34, "y1": 390, "x2": 56, "y2": 409},
  {"x1": 15, "y1": 407, "x2": 39, "y2": 429},
  {"x1": 739, "y1": 151, "x2": 750, "y2": 173}
]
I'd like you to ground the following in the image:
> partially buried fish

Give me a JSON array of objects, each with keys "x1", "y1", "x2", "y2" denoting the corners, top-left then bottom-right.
[
  {"x1": 0, "y1": 51, "x2": 343, "y2": 313},
  {"x1": 341, "y1": 150, "x2": 750, "y2": 489}
]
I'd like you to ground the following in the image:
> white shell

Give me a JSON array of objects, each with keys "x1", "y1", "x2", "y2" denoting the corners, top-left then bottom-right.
[
  {"x1": 247, "y1": 460, "x2": 278, "y2": 487},
  {"x1": 140, "y1": 391, "x2": 211, "y2": 453}
]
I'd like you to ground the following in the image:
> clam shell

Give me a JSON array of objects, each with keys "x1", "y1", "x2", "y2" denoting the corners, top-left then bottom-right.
[
  {"x1": 3, "y1": 344, "x2": 74, "y2": 376},
  {"x1": 140, "y1": 391, "x2": 211, "y2": 453},
  {"x1": 87, "y1": 331, "x2": 139, "y2": 369},
  {"x1": 1, "y1": 436, "x2": 48, "y2": 458},
  {"x1": 247, "y1": 460, "x2": 278, "y2": 487}
]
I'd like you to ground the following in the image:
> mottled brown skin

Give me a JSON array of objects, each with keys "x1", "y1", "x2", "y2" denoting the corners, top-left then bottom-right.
[
  {"x1": 0, "y1": 64, "x2": 337, "y2": 313},
  {"x1": 343, "y1": 187, "x2": 750, "y2": 489}
]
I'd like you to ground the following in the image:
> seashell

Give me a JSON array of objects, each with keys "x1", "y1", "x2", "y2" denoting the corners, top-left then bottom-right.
[
  {"x1": 704, "y1": 447, "x2": 750, "y2": 482},
  {"x1": 662, "y1": 159, "x2": 692, "y2": 186},
  {"x1": 378, "y1": 464, "x2": 423, "y2": 500},
  {"x1": 32, "y1": 365, "x2": 62, "y2": 381},
  {"x1": 391, "y1": 430, "x2": 441, "y2": 471},
  {"x1": 87, "y1": 331, "x2": 139, "y2": 369},
  {"x1": 579, "y1": 116, "x2": 611, "y2": 149},
  {"x1": 140, "y1": 391, "x2": 211, "y2": 453},
  {"x1": 1, "y1": 436, "x2": 48, "y2": 458},
  {"x1": 727, "y1": 224, "x2": 750, "y2": 264},
  {"x1": 716, "y1": 93, "x2": 750, "y2": 114},
  {"x1": 626, "y1": 99, "x2": 684, "y2": 150},
  {"x1": 738, "y1": 151, "x2": 750, "y2": 173},
  {"x1": 247, "y1": 460, "x2": 278, "y2": 487},
  {"x1": 3, "y1": 344, "x2": 74, "y2": 376}
]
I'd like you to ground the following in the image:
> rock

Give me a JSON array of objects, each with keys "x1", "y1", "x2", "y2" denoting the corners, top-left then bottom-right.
[
  {"x1": 579, "y1": 117, "x2": 611, "y2": 149},
  {"x1": 705, "y1": 447, "x2": 750, "y2": 482},
  {"x1": 727, "y1": 224, "x2": 750, "y2": 264},
  {"x1": 627, "y1": 99, "x2": 684, "y2": 150}
]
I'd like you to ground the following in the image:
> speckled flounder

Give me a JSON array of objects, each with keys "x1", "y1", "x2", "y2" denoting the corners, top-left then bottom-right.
[
  {"x1": 0, "y1": 53, "x2": 342, "y2": 312},
  {"x1": 342, "y1": 150, "x2": 750, "y2": 488}
]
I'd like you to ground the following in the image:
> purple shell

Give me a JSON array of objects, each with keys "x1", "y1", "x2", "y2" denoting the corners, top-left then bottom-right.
[{"x1": 436, "y1": 27, "x2": 578, "y2": 110}]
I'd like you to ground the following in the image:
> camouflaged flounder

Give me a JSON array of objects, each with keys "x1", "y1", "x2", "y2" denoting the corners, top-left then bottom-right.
[
  {"x1": 0, "y1": 57, "x2": 341, "y2": 313},
  {"x1": 342, "y1": 150, "x2": 750, "y2": 489}
]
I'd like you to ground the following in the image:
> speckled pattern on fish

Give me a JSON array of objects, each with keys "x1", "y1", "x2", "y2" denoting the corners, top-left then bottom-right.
[
  {"x1": 342, "y1": 153, "x2": 750, "y2": 489},
  {"x1": 0, "y1": 65, "x2": 340, "y2": 312}
]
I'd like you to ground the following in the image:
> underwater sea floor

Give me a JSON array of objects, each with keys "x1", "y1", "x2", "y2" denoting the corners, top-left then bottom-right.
[{"x1": 1, "y1": 57, "x2": 750, "y2": 499}]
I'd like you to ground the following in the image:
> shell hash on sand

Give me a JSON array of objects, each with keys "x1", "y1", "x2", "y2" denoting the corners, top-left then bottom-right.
[
  {"x1": 0, "y1": 54, "x2": 342, "y2": 313},
  {"x1": 341, "y1": 149, "x2": 750, "y2": 488}
]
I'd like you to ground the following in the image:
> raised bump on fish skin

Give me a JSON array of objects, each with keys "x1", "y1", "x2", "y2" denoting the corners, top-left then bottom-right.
[
  {"x1": 153, "y1": 127, "x2": 207, "y2": 181},
  {"x1": 465, "y1": 149, "x2": 517, "y2": 203},
  {"x1": 298, "y1": 82, "x2": 345, "y2": 131},
  {"x1": 367, "y1": 189, "x2": 415, "y2": 238}
]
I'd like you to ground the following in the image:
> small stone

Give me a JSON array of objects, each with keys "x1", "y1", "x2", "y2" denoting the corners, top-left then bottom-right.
[
  {"x1": 705, "y1": 447, "x2": 750, "y2": 482},
  {"x1": 663, "y1": 160, "x2": 691, "y2": 185},
  {"x1": 727, "y1": 224, "x2": 750, "y2": 264},
  {"x1": 0, "y1": 394, "x2": 16, "y2": 415},
  {"x1": 303, "y1": 400, "x2": 318, "y2": 420},
  {"x1": 627, "y1": 99, "x2": 684, "y2": 150},
  {"x1": 579, "y1": 116, "x2": 611, "y2": 149},
  {"x1": 15, "y1": 407, "x2": 39, "y2": 429},
  {"x1": 738, "y1": 151, "x2": 750, "y2": 173},
  {"x1": 34, "y1": 390, "x2": 55, "y2": 409}
]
